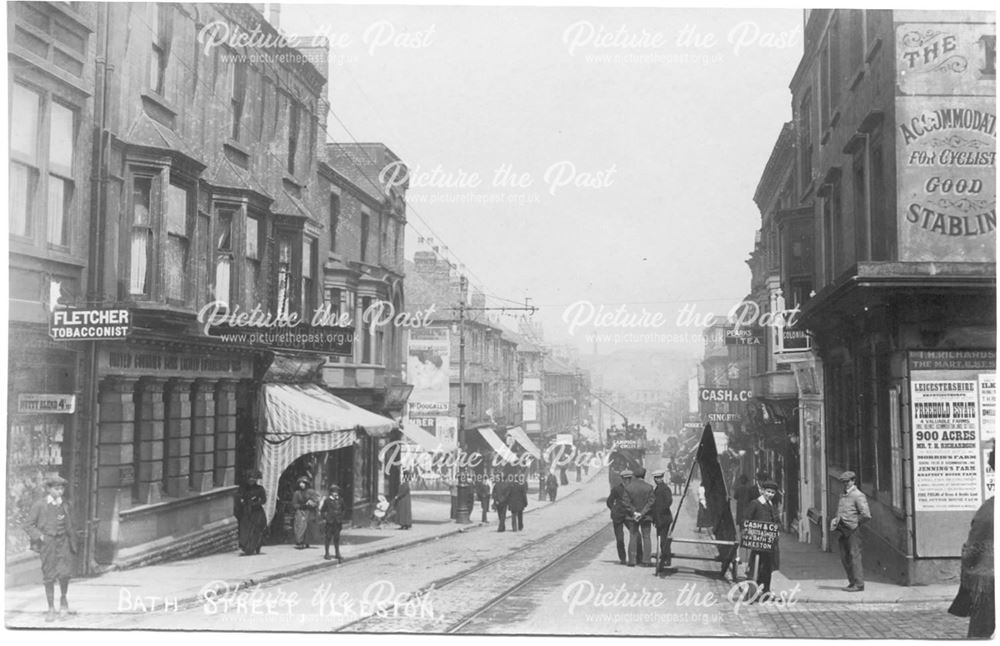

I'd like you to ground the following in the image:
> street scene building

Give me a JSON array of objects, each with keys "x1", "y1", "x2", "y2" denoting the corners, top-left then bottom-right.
[{"x1": 5, "y1": 3, "x2": 996, "y2": 639}]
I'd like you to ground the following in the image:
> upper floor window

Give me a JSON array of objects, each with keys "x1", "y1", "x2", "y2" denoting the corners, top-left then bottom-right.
[
  {"x1": 214, "y1": 208, "x2": 235, "y2": 307},
  {"x1": 276, "y1": 233, "x2": 294, "y2": 318},
  {"x1": 302, "y1": 237, "x2": 316, "y2": 317},
  {"x1": 381, "y1": 214, "x2": 389, "y2": 262},
  {"x1": 329, "y1": 194, "x2": 341, "y2": 252},
  {"x1": 244, "y1": 213, "x2": 263, "y2": 306},
  {"x1": 164, "y1": 184, "x2": 192, "y2": 302},
  {"x1": 9, "y1": 84, "x2": 77, "y2": 247},
  {"x1": 231, "y1": 61, "x2": 248, "y2": 141},
  {"x1": 149, "y1": 4, "x2": 172, "y2": 96},
  {"x1": 798, "y1": 91, "x2": 813, "y2": 192},
  {"x1": 129, "y1": 176, "x2": 155, "y2": 296},
  {"x1": 360, "y1": 212, "x2": 370, "y2": 262},
  {"x1": 286, "y1": 100, "x2": 300, "y2": 175}
]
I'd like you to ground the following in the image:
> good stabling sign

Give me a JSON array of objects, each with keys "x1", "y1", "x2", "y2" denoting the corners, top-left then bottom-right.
[{"x1": 741, "y1": 519, "x2": 780, "y2": 552}]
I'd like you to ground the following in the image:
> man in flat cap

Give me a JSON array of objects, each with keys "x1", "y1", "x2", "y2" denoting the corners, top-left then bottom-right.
[
  {"x1": 25, "y1": 475, "x2": 78, "y2": 621},
  {"x1": 651, "y1": 470, "x2": 674, "y2": 573},
  {"x1": 830, "y1": 471, "x2": 871, "y2": 592},
  {"x1": 606, "y1": 470, "x2": 633, "y2": 564}
]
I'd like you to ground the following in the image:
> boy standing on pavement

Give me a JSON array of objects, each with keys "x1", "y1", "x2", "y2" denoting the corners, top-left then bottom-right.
[
  {"x1": 25, "y1": 475, "x2": 78, "y2": 622},
  {"x1": 319, "y1": 484, "x2": 345, "y2": 562},
  {"x1": 830, "y1": 471, "x2": 871, "y2": 592}
]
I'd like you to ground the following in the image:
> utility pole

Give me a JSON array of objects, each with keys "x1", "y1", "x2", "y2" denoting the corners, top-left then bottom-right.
[{"x1": 451, "y1": 280, "x2": 537, "y2": 524}]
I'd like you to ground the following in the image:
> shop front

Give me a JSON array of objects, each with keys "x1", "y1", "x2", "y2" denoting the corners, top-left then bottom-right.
[{"x1": 91, "y1": 337, "x2": 258, "y2": 568}]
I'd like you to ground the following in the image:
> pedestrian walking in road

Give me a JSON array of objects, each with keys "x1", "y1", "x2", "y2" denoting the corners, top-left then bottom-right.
[
  {"x1": 696, "y1": 483, "x2": 710, "y2": 533},
  {"x1": 746, "y1": 480, "x2": 781, "y2": 597},
  {"x1": 651, "y1": 470, "x2": 674, "y2": 573},
  {"x1": 25, "y1": 475, "x2": 78, "y2": 622},
  {"x1": 670, "y1": 468, "x2": 684, "y2": 495},
  {"x1": 493, "y1": 473, "x2": 512, "y2": 532},
  {"x1": 949, "y1": 447, "x2": 995, "y2": 637},
  {"x1": 319, "y1": 484, "x2": 345, "y2": 562},
  {"x1": 545, "y1": 472, "x2": 559, "y2": 502},
  {"x1": 607, "y1": 470, "x2": 631, "y2": 564},
  {"x1": 234, "y1": 470, "x2": 267, "y2": 556},
  {"x1": 559, "y1": 465, "x2": 569, "y2": 486},
  {"x1": 292, "y1": 476, "x2": 319, "y2": 549},
  {"x1": 476, "y1": 477, "x2": 491, "y2": 523},
  {"x1": 509, "y1": 473, "x2": 529, "y2": 532},
  {"x1": 830, "y1": 471, "x2": 871, "y2": 592},
  {"x1": 622, "y1": 467, "x2": 654, "y2": 566},
  {"x1": 394, "y1": 470, "x2": 413, "y2": 530}
]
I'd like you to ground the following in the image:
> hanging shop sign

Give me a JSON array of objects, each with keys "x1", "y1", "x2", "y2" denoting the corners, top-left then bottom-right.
[
  {"x1": 699, "y1": 388, "x2": 753, "y2": 402},
  {"x1": 50, "y1": 308, "x2": 130, "y2": 340},
  {"x1": 17, "y1": 393, "x2": 77, "y2": 414},
  {"x1": 724, "y1": 327, "x2": 764, "y2": 346}
]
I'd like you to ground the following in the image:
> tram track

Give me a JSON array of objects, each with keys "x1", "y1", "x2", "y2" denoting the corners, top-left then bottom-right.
[{"x1": 334, "y1": 508, "x2": 613, "y2": 633}]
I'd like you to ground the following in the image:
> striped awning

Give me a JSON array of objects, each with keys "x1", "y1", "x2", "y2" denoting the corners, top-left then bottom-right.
[
  {"x1": 506, "y1": 426, "x2": 542, "y2": 459},
  {"x1": 478, "y1": 427, "x2": 519, "y2": 464},
  {"x1": 259, "y1": 384, "x2": 395, "y2": 521}
]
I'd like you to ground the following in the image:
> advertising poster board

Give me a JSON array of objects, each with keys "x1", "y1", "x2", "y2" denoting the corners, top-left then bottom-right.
[
  {"x1": 406, "y1": 327, "x2": 451, "y2": 416},
  {"x1": 909, "y1": 350, "x2": 995, "y2": 557}
]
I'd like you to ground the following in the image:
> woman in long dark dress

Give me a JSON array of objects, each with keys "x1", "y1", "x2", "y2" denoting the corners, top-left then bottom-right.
[
  {"x1": 394, "y1": 471, "x2": 413, "y2": 529},
  {"x1": 234, "y1": 470, "x2": 267, "y2": 555},
  {"x1": 291, "y1": 476, "x2": 318, "y2": 548}
]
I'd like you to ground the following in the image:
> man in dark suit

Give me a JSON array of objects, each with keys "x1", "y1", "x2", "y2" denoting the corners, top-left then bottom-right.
[
  {"x1": 745, "y1": 480, "x2": 781, "y2": 597},
  {"x1": 622, "y1": 467, "x2": 655, "y2": 566},
  {"x1": 606, "y1": 470, "x2": 631, "y2": 564},
  {"x1": 508, "y1": 473, "x2": 529, "y2": 531},
  {"x1": 492, "y1": 474, "x2": 512, "y2": 532},
  {"x1": 651, "y1": 470, "x2": 674, "y2": 573}
]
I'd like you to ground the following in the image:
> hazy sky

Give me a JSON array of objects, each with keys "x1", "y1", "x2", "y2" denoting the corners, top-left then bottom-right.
[{"x1": 281, "y1": 4, "x2": 804, "y2": 357}]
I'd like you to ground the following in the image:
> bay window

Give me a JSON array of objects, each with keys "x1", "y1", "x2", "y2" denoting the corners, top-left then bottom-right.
[
  {"x1": 276, "y1": 234, "x2": 293, "y2": 318},
  {"x1": 302, "y1": 237, "x2": 317, "y2": 317},
  {"x1": 129, "y1": 177, "x2": 154, "y2": 297},
  {"x1": 244, "y1": 214, "x2": 262, "y2": 306},
  {"x1": 214, "y1": 208, "x2": 234, "y2": 307}
]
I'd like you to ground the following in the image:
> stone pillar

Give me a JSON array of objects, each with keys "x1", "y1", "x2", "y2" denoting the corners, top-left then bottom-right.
[
  {"x1": 214, "y1": 379, "x2": 238, "y2": 487},
  {"x1": 190, "y1": 379, "x2": 216, "y2": 492},
  {"x1": 164, "y1": 378, "x2": 193, "y2": 498},
  {"x1": 95, "y1": 377, "x2": 138, "y2": 564},
  {"x1": 135, "y1": 377, "x2": 166, "y2": 504}
]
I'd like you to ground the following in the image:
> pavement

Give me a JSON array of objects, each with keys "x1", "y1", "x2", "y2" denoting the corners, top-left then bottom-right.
[{"x1": 4, "y1": 468, "x2": 602, "y2": 619}]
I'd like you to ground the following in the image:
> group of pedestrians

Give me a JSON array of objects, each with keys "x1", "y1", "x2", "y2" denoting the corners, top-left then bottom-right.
[{"x1": 606, "y1": 467, "x2": 673, "y2": 571}]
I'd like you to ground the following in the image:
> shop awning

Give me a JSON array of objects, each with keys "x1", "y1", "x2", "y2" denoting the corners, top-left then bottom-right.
[
  {"x1": 400, "y1": 421, "x2": 444, "y2": 453},
  {"x1": 506, "y1": 426, "x2": 542, "y2": 459},
  {"x1": 478, "y1": 427, "x2": 519, "y2": 464},
  {"x1": 259, "y1": 384, "x2": 396, "y2": 521}
]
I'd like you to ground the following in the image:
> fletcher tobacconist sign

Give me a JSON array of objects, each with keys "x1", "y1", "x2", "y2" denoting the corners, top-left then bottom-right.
[{"x1": 49, "y1": 308, "x2": 131, "y2": 340}]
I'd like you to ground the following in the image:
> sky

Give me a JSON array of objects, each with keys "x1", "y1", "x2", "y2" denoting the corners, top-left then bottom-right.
[{"x1": 280, "y1": 4, "x2": 805, "y2": 359}]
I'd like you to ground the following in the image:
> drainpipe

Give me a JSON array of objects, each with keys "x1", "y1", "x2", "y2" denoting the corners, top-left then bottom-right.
[{"x1": 84, "y1": 2, "x2": 113, "y2": 572}]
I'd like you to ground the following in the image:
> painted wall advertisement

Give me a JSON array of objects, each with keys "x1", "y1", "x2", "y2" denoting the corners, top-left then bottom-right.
[
  {"x1": 406, "y1": 327, "x2": 451, "y2": 416},
  {"x1": 895, "y1": 23, "x2": 996, "y2": 263},
  {"x1": 909, "y1": 350, "x2": 996, "y2": 556}
]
